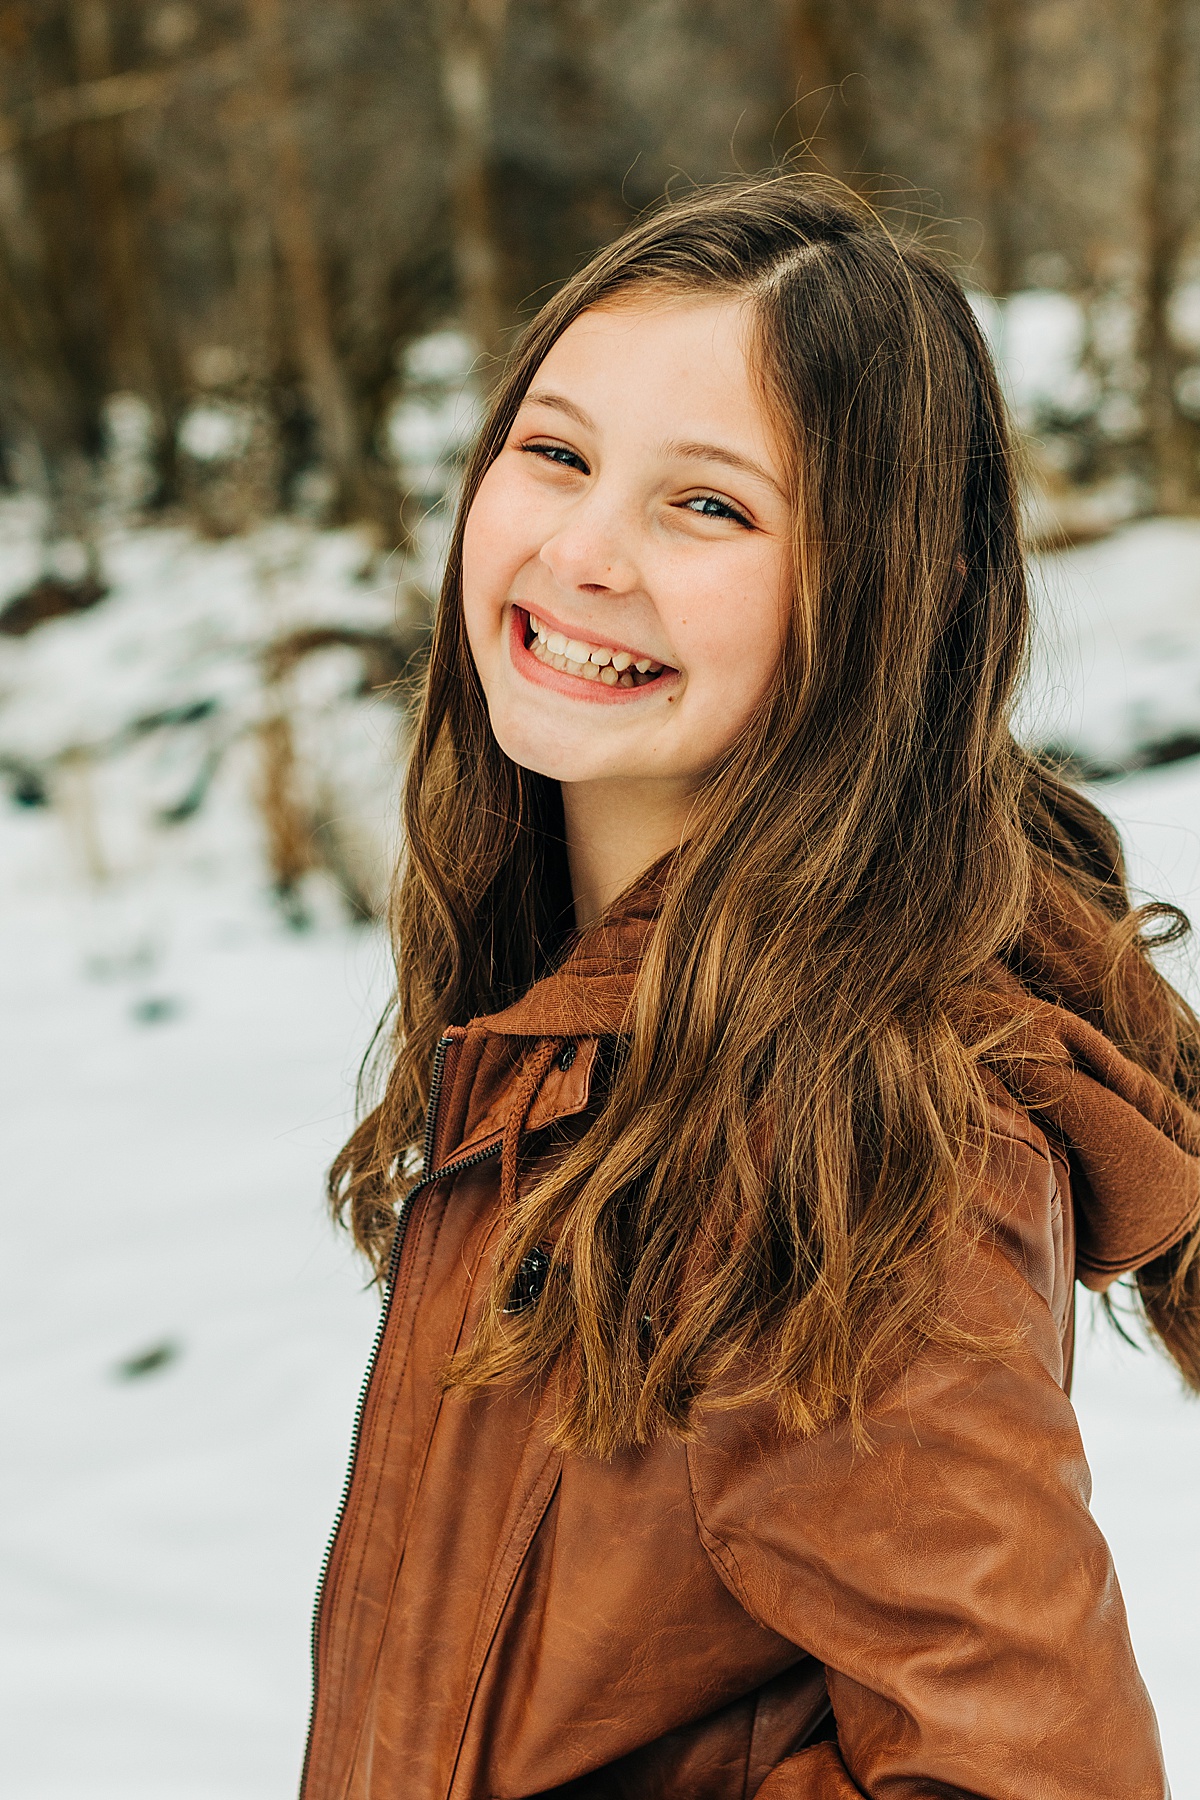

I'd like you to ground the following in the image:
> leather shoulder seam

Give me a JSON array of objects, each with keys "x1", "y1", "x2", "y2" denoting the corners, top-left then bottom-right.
[{"x1": 685, "y1": 1442, "x2": 777, "y2": 1636}]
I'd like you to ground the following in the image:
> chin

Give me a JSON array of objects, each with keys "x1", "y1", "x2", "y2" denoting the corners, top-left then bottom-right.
[
  {"x1": 500, "y1": 740, "x2": 597, "y2": 783},
  {"x1": 488, "y1": 718, "x2": 604, "y2": 785}
]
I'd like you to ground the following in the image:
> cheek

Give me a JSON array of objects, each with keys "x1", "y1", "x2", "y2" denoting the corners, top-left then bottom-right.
[
  {"x1": 460, "y1": 497, "x2": 499, "y2": 637},
  {"x1": 684, "y1": 553, "x2": 788, "y2": 702},
  {"x1": 461, "y1": 466, "x2": 526, "y2": 631}
]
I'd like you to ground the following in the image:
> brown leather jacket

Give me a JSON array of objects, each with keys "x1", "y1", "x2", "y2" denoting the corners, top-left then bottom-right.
[{"x1": 301, "y1": 891, "x2": 1200, "y2": 1800}]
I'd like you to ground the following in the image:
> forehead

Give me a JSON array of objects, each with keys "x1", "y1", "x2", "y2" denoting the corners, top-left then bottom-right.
[
  {"x1": 546, "y1": 290, "x2": 752, "y2": 356},
  {"x1": 525, "y1": 294, "x2": 775, "y2": 444}
]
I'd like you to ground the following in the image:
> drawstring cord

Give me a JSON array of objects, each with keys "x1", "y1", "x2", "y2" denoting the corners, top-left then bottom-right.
[{"x1": 500, "y1": 1037, "x2": 561, "y2": 1215}]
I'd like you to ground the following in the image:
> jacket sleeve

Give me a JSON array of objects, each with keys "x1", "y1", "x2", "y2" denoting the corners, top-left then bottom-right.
[{"x1": 687, "y1": 1128, "x2": 1171, "y2": 1800}]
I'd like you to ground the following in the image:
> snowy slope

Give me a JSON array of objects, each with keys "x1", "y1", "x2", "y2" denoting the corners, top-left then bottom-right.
[{"x1": 0, "y1": 507, "x2": 414, "y2": 922}]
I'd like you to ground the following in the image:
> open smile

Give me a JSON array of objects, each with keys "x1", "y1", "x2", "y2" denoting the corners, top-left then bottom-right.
[{"x1": 509, "y1": 605, "x2": 678, "y2": 702}]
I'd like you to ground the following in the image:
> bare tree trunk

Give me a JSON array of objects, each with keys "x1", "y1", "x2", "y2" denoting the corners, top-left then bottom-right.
[
  {"x1": 65, "y1": 0, "x2": 158, "y2": 403},
  {"x1": 433, "y1": 0, "x2": 509, "y2": 370},
  {"x1": 980, "y1": 0, "x2": 1021, "y2": 295},
  {"x1": 244, "y1": 0, "x2": 363, "y2": 509},
  {"x1": 224, "y1": 100, "x2": 278, "y2": 393},
  {"x1": 1142, "y1": 0, "x2": 1199, "y2": 513},
  {"x1": 785, "y1": 0, "x2": 859, "y2": 184},
  {"x1": 0, "y1": 133, "x2": 101, "y2": 570},
  {"x1": 0, "y1": 147, "x2": 75, "y2": 450}
]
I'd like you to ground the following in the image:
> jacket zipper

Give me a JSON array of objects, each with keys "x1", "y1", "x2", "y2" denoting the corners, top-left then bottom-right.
[{"x1": 299, "y1": 1032, "x2": 501, "y2": 1797}]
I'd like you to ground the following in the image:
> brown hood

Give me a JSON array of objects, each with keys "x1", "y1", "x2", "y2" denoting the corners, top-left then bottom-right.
[
  {"x1": 474, "y1": 869, "x2": 1200, "y2": 1290},
  {"x1": 978, "y1": 976, "x2": 1200, "y2": 1288}
]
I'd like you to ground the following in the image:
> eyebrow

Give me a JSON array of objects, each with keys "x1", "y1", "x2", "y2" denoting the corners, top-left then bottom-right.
[
  {"x1": 522, "y1": 389, "x2": 783, "y2": 497},
  {"x1": 663, "y1": 439, "x2": 782, "y2": 494},
  {"x1": 523, "y1": 389, "x2": 594, "y2": 429}
]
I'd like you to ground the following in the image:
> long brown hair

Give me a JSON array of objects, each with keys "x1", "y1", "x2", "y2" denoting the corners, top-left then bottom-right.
[{"x1": 332, "y1": 177, "x2": 1200, "y2": 1454}]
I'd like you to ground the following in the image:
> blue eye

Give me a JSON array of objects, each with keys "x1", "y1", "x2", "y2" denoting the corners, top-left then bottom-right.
[
  {"x1": 523, "y1": 442, "x2": 589, "y2": 473},
  {"x1": 685, "y1": 494, "x2": 750, "y2": 525}
]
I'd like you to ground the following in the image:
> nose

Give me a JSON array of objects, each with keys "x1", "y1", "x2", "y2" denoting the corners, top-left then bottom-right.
[{"x1": 537, "y1": 487, "x2": 640, "y2": 596}]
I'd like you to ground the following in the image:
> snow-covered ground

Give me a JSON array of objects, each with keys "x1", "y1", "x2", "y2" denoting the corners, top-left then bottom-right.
[
  {"x1": 0, "y1": 807, "x2": 386, "y2": 1800},
  {"x1": 1, "y1": 506, "x2": 1199, "y2": 1797},
  {"x1": 1024, "y1": 517, "x2": 1200, "y2": 772},
  {"x1": 1071, "y1": 758, "x2": 1200, "y2": 1792}
]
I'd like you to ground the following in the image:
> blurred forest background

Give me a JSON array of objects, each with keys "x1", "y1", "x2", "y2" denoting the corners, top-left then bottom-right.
[
  {"x1": 2, "y1": 0, "x2": 1200, "y2": 915},
  {"x1": 4, "y1": 0, "x2": 1200, "y2": 535},
  {"x1": 7, "y1": 1, "x2": 1200, "y2": 532},
  {"x1": 5, "y1": 11, "x2": 1200, "y2": 1795}
]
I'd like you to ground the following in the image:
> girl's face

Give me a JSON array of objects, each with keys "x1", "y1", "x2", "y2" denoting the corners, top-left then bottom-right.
[{"x1": 462, "y1": 295, "x2": 792, "y2": 796}]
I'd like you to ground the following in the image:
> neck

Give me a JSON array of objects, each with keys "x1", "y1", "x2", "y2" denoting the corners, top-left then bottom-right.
[{"x1": 561, "y1": 779, "x2": 692, "y2": 928}]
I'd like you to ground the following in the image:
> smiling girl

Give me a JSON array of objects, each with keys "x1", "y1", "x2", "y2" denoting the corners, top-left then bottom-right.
[{"x1": 303, "y1": 181, "x2": 1200, "y2": 1800}]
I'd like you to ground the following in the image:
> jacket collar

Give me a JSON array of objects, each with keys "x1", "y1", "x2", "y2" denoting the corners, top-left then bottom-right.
[
  {"x1": 470, "y1": 863, "x2": 663, "y2": 1039},
  {"x1": 430, "y1": 866, "x2": 663, "y2": 1168}
]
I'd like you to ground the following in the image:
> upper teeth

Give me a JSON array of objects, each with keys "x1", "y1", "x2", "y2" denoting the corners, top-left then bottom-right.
[{"x1": 527, "y1": 615, "x2": 664, "y2": 687}]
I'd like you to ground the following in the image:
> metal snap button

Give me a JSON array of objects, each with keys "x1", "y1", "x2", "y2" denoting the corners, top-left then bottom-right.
[{"x1": 503, "y1": 1245, "x2": 551, "y2": 1313}]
